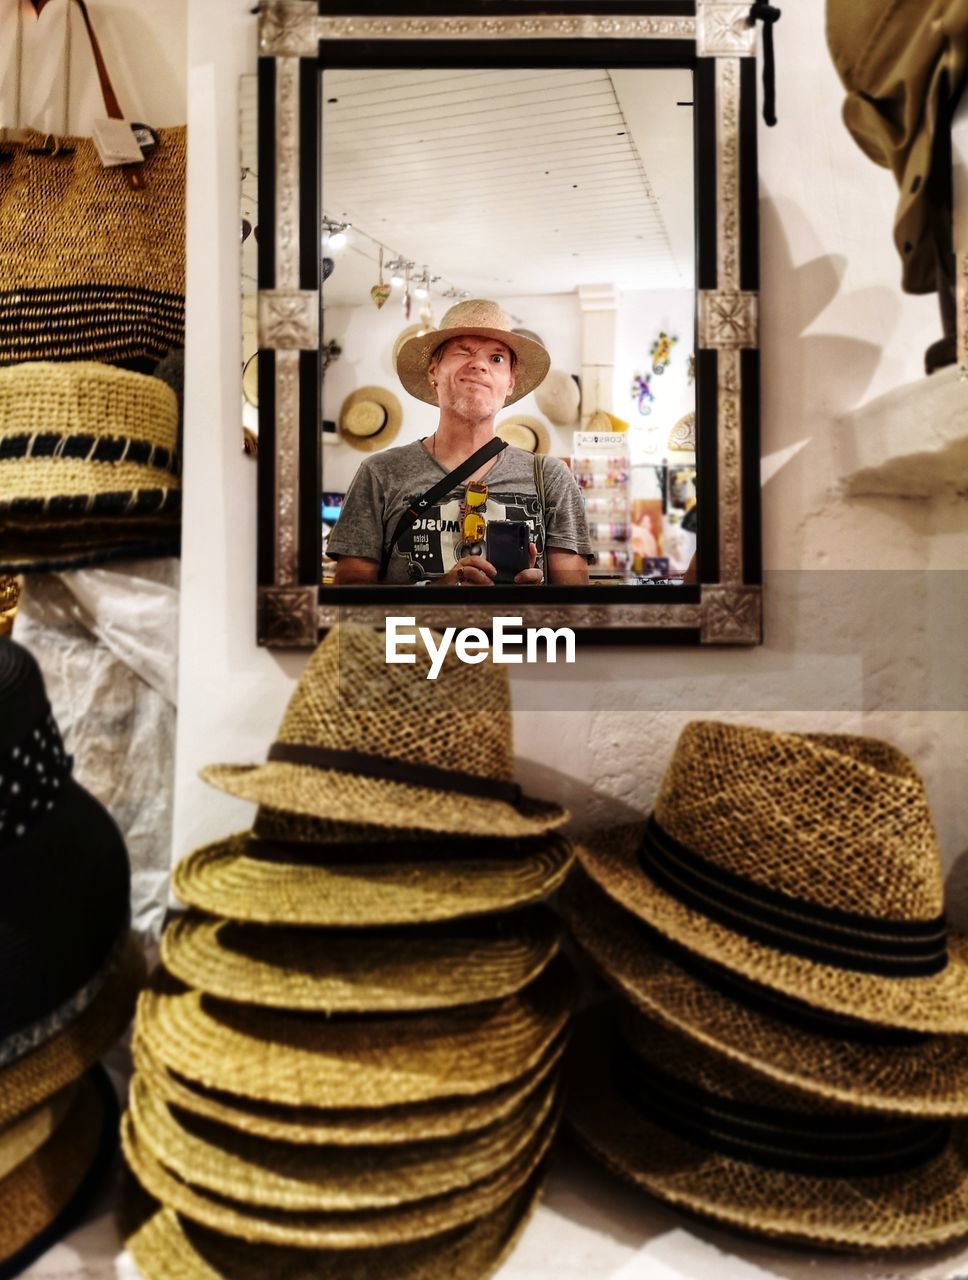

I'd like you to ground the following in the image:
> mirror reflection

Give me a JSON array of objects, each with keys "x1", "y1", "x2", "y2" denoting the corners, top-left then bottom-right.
[{"x1": 320, "y1": 66, "x2": 695, "y2": 587}]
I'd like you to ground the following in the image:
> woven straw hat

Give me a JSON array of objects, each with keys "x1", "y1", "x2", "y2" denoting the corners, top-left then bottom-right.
[
  {"x1": 577, "y1": 720, "x2": 968, "y2": 1034},
  {"x1": 124, "y1": 1165, "x2": 546, "y2": 1280},
  {"x1": 496, "y1": 414, "x2": 551, "y2": 456},
  {"x1": 131, "y1": 1028, "x2": 565, "y2": 1147},
  {"x1": 126, "y1": 1069, "x2": 555, "y2": 1213},
  {"x1": 135, "y1": 958, "x2": 574, "y2": 1109},
  {"x1": 160, "y1": 909, "x2": 560, "y2": 1013},
  {"x1": 395, "y1": 300, "x2": 550, "y2": 406},
  {"x1": 173, "y1": 830, "x2": 572, "y2": 928},
  {"x1": 200, "y1": 625, "x2": 568, "y2": 837},
  {"x1": 0, "y1": 1083, "x2": 78, "y2": 1182},
  {"x1": 0, "y1": 1065, "x2": 119, "y2": 1276},
  {"x1": 562, "y1": 868, "x2": 968, "y2": 1117},
  {"x1": 533, "y1": 369, "x2": 580, "y2": 426},
  {"x1": 568, "y1": 1007, "x2": 968, "y2": 1252},
  {"x1": 121, "y1": 1102, "x2": 556, "y2": 1248},
  {"x1": 337, "y1": 387, "x2": 402, "y2": 453},
  {"x1": 0, "y1": 933, "x2": 144, "y2": 1127}
]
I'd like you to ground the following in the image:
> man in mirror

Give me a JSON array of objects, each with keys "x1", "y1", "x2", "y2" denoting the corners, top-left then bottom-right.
[{"x1": 328, "y1": 300, "x2": 592, "y2": 586}]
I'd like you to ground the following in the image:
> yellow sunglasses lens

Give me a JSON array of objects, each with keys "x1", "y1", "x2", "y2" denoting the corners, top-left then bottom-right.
[
  {"x1": 465, "y1": 483, "x2": 488, "y2": 509},
  {"x1": 463, "y1": 512, "x2": 486, "y2": 542}
]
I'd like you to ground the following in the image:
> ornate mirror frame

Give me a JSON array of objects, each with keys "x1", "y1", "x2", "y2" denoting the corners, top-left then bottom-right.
[{"x1": 256, "y1": 1, "x2": 762, "y2": 648}]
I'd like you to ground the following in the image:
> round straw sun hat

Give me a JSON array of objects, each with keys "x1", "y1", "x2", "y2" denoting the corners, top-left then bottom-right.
[
  {"x1": 0, "y1": 1083, "x2": 79, "y2": 1183},
  {"x1": 124, "y1": 1165, "x2": 547, "y2": 1279},
  {"x1": 200, "y1": 625, "x2": 568, "y2": 838},
  {"x1": 160, "y1": 909, "x2": 560, "y2": 1013},
  {"x1": 395, "y1": 300, "x2": 550, "y2": 406},
  {"x1": 121, "y1": 1103, "x2": 556, "y2": 1248},
  {"x1": 577, "y1": 720, "x2": 968, "y2": 1035},
  {"x1": 126, "y1": 1069, "x2": 555, "y2": 1213},
  {"x1": 568, "y1": 1007, "x2": 968, "y2": 1252},
  {"x1": 337, "y1": 387, "x2": 402, "y2": 453},
  {"x1": 562, "y1": 868, "x2": 968, "y2": 1117},
  {"x1": 496, "y1": 414, "x2": 551, "y2": 456},
  {"x1": 135, "y1": 958, "x2": 575, "y2": 1110},
  {"x1": 131, "y1": 1028, "x2": 566, "y2": 1148},
  {"x1": 0, "y1": 1065, "x2": 119, "y2": 1277},
  {"x1": 533, "y1": 369, "x2": 580, "y2": 426},
  {"x1": 173, "y1": 829, "x2": 572, "y2": 928}
]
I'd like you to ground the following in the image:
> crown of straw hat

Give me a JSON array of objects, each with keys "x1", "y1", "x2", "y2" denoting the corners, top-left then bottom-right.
[
  {"x1": 125, "y1": 1069, "x2": 556, "y2": 1214},
  {"x1": 562, "y1": 868, "x2": 968, "y2": 1117},
  {"x1": 131, "y1": 1027, "x2": 566, "y2": 1148},
  {"x1": 0, "y1": 639, "x2": 132, "y2": 1067},
  {"x1": 586, "y1": 409, "x2": 629, "y2": 434},
  {"x1": 200, "y1": 625, "x2": 568, "y2": 838},
  {"x1": 121, "y1": 1103, "x2": 557, "y2": 1248},
  {"x1": 173, "y1": 828, "x2": 572, "y2": 928},
  {"x1": 395, "y1": 300, "x2": 550, "y2": 406},
  {"x1": 576, "y1": 720, "x2": 968, "y2": 1034},
  {"x1": 135, "y1": 957, "x2": 575, "y2": 1110},
  {"x1": 124, "y1": 1167, "x2": 547, "y2": 1280},
  {"x1": 160, "y1": 909, "x2": 561, "y2": 1014},
  {"x1": 533, "y1": 369, "x2": 580, "y2": 426},
  {"x1": 337, "y1": 386, "x2": 403, "y2": 453},
  {"x1": 0, "y1": 934, "x2": 144, "y2": 1128},
  {"x1": 496, "y1": 414, "x2": 551, "y2": 456},
  {"x1": 0, "y1": 1065, "x2": 119, "y2": 1276},
  {"x1": 568, "y1": 1007, "x2": 968, "y2": 1252}
]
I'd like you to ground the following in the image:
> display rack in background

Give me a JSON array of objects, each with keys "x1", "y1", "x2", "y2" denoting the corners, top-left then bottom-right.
[{"x1": 572, "y1": 431, "x2": 631, "y2": 580}]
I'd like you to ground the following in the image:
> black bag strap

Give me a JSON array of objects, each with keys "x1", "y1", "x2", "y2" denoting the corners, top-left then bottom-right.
[{"x1": 380, "y1": 436, "x2": 508, "y2": 580}]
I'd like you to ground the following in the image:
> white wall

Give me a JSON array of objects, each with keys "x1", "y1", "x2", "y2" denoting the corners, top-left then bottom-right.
[{"x1": 175, "y1": 0, "x2": 967, "y2": 876}]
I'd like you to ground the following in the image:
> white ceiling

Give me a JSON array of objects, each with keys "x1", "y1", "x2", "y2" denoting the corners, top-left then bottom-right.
[{"x1": 321, "y1": 65, "x2": 695, "y2": 307}]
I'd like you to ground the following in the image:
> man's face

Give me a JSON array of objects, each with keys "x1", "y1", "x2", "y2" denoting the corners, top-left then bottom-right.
[{"x1": 427, "y1": 336, "x2": 516, "y2": 421}]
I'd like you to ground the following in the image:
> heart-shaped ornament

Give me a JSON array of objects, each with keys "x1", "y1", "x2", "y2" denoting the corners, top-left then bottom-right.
[{"x1": 371, "y1": 283, "x2": 391, "y2": 309}]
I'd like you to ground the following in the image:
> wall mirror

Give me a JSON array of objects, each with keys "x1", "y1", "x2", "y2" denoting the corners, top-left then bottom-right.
[{"x1": 255, "y1": 1, "x2": 762, "y2": 647}]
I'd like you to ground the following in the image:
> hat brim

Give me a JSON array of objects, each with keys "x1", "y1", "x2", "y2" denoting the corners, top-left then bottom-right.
[
  {"x1": 337, "y1": 387, "x2": 402, "y2": 454},
  {"x1": 135, "y1": 958, "x2": 576, "y2": 1109},
  {"x1": 200, "y1": 762, "x2": 568, "y2": 839},
  {"x1": 121, "y1": 1103, "x2": 557, "y2": 1249},
  {"x1": 562, "y1": 869, "x2": 968, "y2": 1116},
  {"x1": 567, "y1": 1021, "x2": 968, "y2": 1252},
  {"x1": 160, "y1": 910, "x2": 561, "y2": 1013},
  {"x1": 396, "y1": 327, "x2": 550, "y2": 406},
  {"x1": 0, "y1": 1065, "x2": 119, "y2": 1275},
  {"x1": 577, "y1": 825, "x2": 968, "y2": 1035},
  {"x1": 123, "y1": 1164, "x2": 548, "y2": 1280},
  {"x1": 173, "y1": 832, "x2": 573, "y2": 927},
  {"x1": 0, "y1": 934, "x2": 144, "y2": 1126},
  {"x1": 131, "y1": 1029, "x2": 567, "y2": 1148},
  {"x1": 126, "y1": 1068, "x2": 556, "y2": 1212}
]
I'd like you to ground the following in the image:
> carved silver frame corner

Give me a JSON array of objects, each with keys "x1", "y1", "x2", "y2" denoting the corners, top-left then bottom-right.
[{"x1": 257, "y1": 0, "x2": 762, "y2": 647}]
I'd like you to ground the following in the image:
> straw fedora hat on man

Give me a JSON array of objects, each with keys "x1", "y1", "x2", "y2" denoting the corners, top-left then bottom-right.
[
  {"x1": 568, "y1": 1006, "x2": 968, "y2": 1252},
  {"x1": 200, "y1": 624, "x2": 568, "y2": 838},
  {"x1": 395, "y1": 300, "x2": 550, "y2": 406},
  {"x1": 576, "y1": 720, "x2": 968, "y2": 1036},
  {"x1": 337, "y1": 386, "x2": 402, "y2": 453}
]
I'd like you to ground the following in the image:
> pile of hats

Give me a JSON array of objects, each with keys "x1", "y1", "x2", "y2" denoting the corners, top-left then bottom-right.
[
  {"x1": 562, "y1": 720, "x2": 968, "y2": 1252},
  {"x1": 0, "y1": 360, "x2": 181, "y2": 574},
  {"x1": 123, "y1": 624, "x2": 577, "y2": 1277},
  {"x1": 0, "y1": 638, "x2": 144, "y2": 1275}
]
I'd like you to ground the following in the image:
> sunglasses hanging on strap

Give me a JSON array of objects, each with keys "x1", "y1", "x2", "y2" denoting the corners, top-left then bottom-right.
[{"x1": 380, "y1": 437, "x2": 508, "y2": 580}]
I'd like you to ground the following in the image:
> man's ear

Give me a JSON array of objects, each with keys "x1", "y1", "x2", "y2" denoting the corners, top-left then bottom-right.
[
  {"x1": 427, "y1": 361, "x2": 438, "y2": 397},
  {"x1": 505, "y1": 366, "x2": 517, "y2": 400}
]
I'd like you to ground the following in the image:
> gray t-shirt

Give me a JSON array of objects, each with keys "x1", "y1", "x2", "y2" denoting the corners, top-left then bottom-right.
[{"x1": 327, "y1": 440, "x2": 592, "y2": 583}]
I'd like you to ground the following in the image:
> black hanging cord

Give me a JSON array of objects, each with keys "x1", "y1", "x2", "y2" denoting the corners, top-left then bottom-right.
[{"x1": 749, "y1": 2, "x2": 781, "y2": 127}]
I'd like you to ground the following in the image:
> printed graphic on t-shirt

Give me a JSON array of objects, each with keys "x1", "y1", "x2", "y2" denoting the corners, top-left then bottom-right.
[{"x1": 397, "y1": 487, "x2": 544, "y2": 581}]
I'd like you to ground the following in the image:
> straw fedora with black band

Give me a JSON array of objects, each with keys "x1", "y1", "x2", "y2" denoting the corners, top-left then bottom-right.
[
  {"x1": 562, "y1": 866, "x2": 968, "y2": 1117},
  {"x1": 576, "y1": 720, "x2": 968, "y2": 1034},
  {"x1": 200, "y1": 624, "x2": 568, "y2": 838},
  {"x1": 569, "y1": 1007, "x2": 968, "y2": 1253},
  {"x1": 0, "y1": 639, "x2": 132, "y2": 1063},
  {"x1": 395, "y1": 300, "x2": 550, "y2": 406},
  {"x1": 337, "y1": 387, "x2": 402, "y2": 453}
]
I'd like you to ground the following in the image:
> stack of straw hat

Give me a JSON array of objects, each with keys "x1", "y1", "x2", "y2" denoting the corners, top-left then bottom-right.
[
  {"x1": 0, "y1": 361, "x2": 181, "y2": 573},
  {"x1": 562, "y1": 720, "x2": 968, "y2": 1252},
  {"x1": 0, "y1": 637, "x2": 144, "y2": 1274},
  {"x1": 123, "y1": 624, "x2": 577, "y2": 1278}
]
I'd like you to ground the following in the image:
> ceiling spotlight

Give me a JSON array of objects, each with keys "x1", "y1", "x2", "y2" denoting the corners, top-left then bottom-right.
[
  {"x1": 322, "y1": 219, "x2": 351, "y2": 251},
  {"x1": 414, "y1": 267, "x2": 430, "y2": 299}
]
